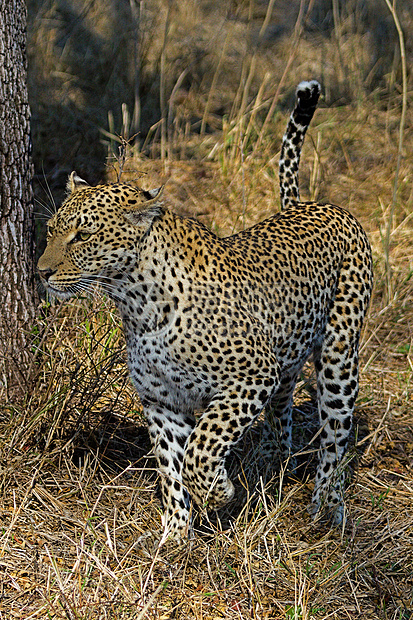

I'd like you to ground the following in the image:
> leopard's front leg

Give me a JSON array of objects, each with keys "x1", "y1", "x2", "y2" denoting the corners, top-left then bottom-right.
[
  {"x1": 182, "y1": 368, "x2": 279, "y2": 510},
  {"x1": 146, "y1": 404, "x2": 195, "y2": 540}
]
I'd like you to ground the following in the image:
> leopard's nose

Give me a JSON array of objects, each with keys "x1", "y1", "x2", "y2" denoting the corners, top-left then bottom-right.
[{"x1": 38, "y1": 267, "x2": 56, "y2": 282}]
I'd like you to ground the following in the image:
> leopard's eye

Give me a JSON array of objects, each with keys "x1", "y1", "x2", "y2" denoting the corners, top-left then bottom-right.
[{"x1": 73, "y1": 231, "x2": 92, "y2": 243}]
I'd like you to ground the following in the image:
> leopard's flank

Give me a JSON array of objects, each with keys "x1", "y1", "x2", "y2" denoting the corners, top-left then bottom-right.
[{"x1": 38, "y1": 81, "x2": 373, "y2": 540}]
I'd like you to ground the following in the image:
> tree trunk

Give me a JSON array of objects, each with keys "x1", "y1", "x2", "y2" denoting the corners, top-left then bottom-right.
[{"x1": 0, "y1": 1, "x2": 37, "y2": 399}]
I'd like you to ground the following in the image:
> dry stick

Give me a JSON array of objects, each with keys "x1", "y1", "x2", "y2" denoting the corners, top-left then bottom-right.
[
  {"x1": 309, "y1": 131, "x2": 322, "y2": 201},
  {"x1": 107, "y1": 110, "x2": 116, "y2": 161},
  {"x1": 219, "y1": 0, "x2": 276, "y2": 166},
  {"x1": 230, "y1": 57, "x2": 248, "y2": 125},
  {"x1": 253, "y1": 0, "x2": 315, "y2": 158},
  {"x1": 238, "y1": 74, "x2": 270, "y2": 230},
  {"x1": 135, "y1": 581, "x2": 169, "y2": 620},
  {"x1": 233, "y1": 0, "x2": 276, "y2": 162},
  {"x1": 332, "y1": 0, "x2": 346, "y2": 84},
  {"x1": 129, "y1": 0, "x2": 141, "y2": 141},
  {"x1": 160, "y1": 1, "x2": 172, "y2": 164},
  {"x1": 140, "y1": 119, "x2": 163, "y2": 154},
  {"x1": 238, "y1": 53, "x2": 258, "y2": 130},
  {"x1": 240, "y1": 135, "x2": 246, "y2": 230},
  {"x1": 167, "y1": 69, "x2": 188, "y2": 153},
  {"x1": 201, "y1": 29, "x2": 231, "y2": 135},
  {"x1": 383, "y1": 0, "x2": 407, "y2": 301},
  {"x1": 243, "y1": 71, "x2": 270, "y2": 150}
]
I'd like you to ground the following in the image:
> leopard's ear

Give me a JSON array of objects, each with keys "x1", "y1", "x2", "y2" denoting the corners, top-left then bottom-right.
[
  {"x1": 67, "y1": 171, "x2": 90, "y2": 195},
  {"x1": 123, "y1": 185, "x2": 165, "y2": 226},
  {"x1": 145, "y1": 186, "x2": 164, "y2": 201}
]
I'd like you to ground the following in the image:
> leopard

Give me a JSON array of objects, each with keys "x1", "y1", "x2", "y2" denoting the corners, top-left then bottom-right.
[{"x1": 38, "y1": 80, "x2": 373, "y2": 541}]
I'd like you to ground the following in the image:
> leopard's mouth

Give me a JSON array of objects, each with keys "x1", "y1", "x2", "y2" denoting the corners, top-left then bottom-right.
[
  {"x1": 40, "y1": 278, "x2": 82, "y2": 300},
  {"x1": 41, "y1": 274, "x2": 108, "y2": 301}
]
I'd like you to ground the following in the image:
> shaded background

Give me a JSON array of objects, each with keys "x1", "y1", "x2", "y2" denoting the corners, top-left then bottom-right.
[{"x1": 28, "y1": 0, "x2": 412, "y2": 189}]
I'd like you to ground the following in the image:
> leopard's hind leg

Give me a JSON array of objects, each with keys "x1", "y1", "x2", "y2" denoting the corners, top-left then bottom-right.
[
  {"x1": 312, "y1": 334, "x2": 359, "y2": 524},
  {"x1": 263, "y1": 370, "x2": 300, "y2": 467},
  {"x1": 311, "y1": 242, "x2": 372, "y2": 523}
]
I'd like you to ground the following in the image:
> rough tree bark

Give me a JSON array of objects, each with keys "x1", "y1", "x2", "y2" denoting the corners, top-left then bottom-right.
[{"x1": 0, "y1": 1, "x2": 37, "y2": 398}]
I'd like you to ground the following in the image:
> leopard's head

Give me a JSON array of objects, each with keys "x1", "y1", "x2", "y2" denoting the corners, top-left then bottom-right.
[{"x1": 37, "y1": 172, "x2": 164, "y2": 299}]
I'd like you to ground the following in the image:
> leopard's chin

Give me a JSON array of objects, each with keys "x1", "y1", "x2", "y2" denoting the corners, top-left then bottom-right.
[{"x1": 42, "y1": 282, "x2": 77, "y2": 300}]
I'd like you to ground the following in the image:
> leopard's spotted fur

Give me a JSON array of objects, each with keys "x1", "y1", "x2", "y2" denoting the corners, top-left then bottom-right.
[{"x1": 38, "y1": 81, "x2": 373, "y2": 540}]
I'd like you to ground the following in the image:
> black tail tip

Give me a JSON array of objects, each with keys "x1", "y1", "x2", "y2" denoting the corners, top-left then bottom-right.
[{"x1": 296, "y1": 80, "x2": 321, "y2": 108}]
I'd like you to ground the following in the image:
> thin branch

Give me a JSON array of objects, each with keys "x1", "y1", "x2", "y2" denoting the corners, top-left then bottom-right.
[{"x1": 383, "y1": 0, "x2": 408, "y2": 300}]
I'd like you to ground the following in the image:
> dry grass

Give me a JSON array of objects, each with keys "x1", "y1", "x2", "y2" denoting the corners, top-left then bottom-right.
[{"x1": 1, "y1": 0, "x2": 413, "y2": 618}]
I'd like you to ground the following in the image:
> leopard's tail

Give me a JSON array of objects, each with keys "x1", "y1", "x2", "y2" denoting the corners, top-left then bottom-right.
[{"x1": 279, "y1": 80, "x2": 321, "y2": 210}]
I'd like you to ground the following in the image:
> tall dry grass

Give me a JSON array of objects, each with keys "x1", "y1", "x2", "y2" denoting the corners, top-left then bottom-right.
[{"x1": 0, "y1": 0, "x2": 412, "y2": 618}]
